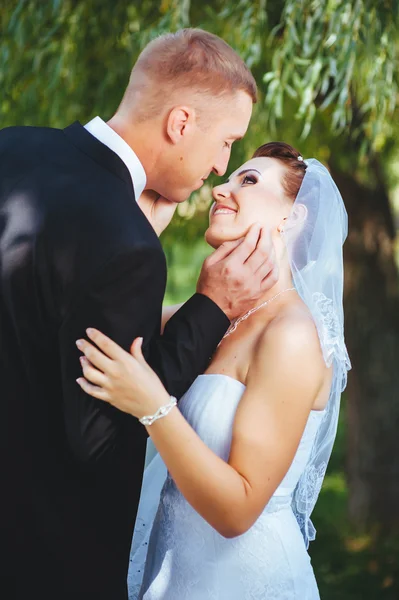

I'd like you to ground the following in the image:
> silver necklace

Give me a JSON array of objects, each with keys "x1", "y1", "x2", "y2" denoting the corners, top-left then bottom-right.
[{"x1": 218, "y1": 287, "x2": 296, "y2": 346}]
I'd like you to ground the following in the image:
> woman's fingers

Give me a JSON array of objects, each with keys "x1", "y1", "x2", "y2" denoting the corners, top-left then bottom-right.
[
  {"x1": 80, "y1": 357, "x2": 108, "y2": 387},
  {"x1": 85, "y1": 328, "x2": 125, "y2": 361},
  {"x1": 130, "y1": 337, "x2": 146, "y2": 363},
  {"x1": 76, "y1": 377, "x2": 110, "y2": 401},
  {"x1": 76, "y1": 338, "x2": 114, "y2": 373}
]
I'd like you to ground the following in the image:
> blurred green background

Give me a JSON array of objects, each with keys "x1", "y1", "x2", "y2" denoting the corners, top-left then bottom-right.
[{"x1": 2, "y1": 1, "x2": 399, "y2": 598}]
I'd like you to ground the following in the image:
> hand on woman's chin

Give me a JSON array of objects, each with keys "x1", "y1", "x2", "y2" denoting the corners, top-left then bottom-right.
[{"x1": 205, "y1": 227, "x2": 244, "y2": 250}]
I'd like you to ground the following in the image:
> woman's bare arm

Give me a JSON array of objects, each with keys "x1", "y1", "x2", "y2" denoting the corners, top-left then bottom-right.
[
  {"x1": 161, "y1": 304, "x2": 185, "y2": 333},
  {"x1": 142, "y1": 316, "x2": 326, "y2": 537},
  {"x1": 77, "y1": 314, "x2": 326, "y2": 537}
]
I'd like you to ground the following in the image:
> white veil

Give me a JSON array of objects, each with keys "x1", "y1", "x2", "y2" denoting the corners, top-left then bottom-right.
[{"x1": 283, "y1": 158, "x2": 351, "y2": 547}]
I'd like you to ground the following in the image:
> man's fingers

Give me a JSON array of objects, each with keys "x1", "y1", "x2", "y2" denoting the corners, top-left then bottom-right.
[
  {"x1": 243, "y1": 228, "x2": 274, "y2": 274},
  {"x1": 245, "y1": 226, "x2": 273, "y2": 262},
  {"x1": 206, "y1": 237, "x2": 244, "y2": 266},
  {"x1": 226, "y1": 223, "x2": 262, "y2": 264},
  {"x1": 253, "y1": 227, "x2": 274, "y2": 259},
  {"x1": 259, "y1": 263, "x2": 280, "y2": 291}
]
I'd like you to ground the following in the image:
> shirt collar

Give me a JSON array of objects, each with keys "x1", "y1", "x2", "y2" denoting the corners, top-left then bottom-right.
[{"x1": 84, "y1": 116, "x2": 146, "y2": 200}]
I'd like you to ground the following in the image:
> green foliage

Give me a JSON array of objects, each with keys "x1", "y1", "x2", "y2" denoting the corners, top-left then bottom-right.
[
  {"x1": 311, "y1": 473, "x2": 399, "y2": 599},
  {"x1": 310, "y1": 402, "x2": 399, "y2": 599},
  {"x1": 262, "y1": 0, "x2": 398, "y2": 153},
  {"x1": 163, "y1": 237, "x2": 210, "y2": 304},
  {"x1": 1, "y1": 0, "x2": 397, "y2": 152}
]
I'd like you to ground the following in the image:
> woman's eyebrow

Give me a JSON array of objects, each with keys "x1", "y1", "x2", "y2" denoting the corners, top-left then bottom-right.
[{"x1": 226, "y1": 168, "x2": 261, "y2": 183}]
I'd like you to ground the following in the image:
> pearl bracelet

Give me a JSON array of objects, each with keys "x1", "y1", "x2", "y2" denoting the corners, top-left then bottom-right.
[{"x1": 138, "y1": 396, "x2": 177, "y2": 426}]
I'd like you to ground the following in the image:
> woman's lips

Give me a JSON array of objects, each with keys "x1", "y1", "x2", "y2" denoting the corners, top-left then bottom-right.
[{"x1": 212, "y1": 205, "x2": 237, "y2": 216}]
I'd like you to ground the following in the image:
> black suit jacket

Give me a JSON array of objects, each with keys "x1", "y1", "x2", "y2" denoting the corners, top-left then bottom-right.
[{"x1": 0, "y1": 122, "x2": 229, "y2": 599}]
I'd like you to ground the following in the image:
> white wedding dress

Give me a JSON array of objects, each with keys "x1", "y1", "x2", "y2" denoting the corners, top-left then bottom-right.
[{"x1": 128, "y1": 373, "x2": 323, "y2": 599}]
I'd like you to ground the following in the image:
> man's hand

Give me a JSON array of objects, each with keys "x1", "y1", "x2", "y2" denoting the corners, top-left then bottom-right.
[
  {"x1": 197, "y1": 224, "x2": 279, "y2": 321},
  {"x1": 138, "y1": 190, "x2": 178, "y2": 236}
]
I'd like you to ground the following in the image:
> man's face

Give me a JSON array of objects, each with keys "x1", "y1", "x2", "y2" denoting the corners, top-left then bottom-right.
[{"x1": 160, "y1": 91, "x2": 253, "y2": 204}]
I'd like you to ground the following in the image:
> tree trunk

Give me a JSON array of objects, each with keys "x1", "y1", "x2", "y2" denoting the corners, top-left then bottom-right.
[{"x1": 331, "y1": 160, "x2": 399, "y2": 530}]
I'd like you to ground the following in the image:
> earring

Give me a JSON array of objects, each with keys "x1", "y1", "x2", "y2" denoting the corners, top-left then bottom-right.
[{"x1": 278, "y1": 218, "x2": 287, "y2": 233}]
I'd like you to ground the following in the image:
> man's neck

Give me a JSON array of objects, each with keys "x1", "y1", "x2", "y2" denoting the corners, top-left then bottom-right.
[{"x1": 106, "y1": 114, "x2": 159, "y2": 188}]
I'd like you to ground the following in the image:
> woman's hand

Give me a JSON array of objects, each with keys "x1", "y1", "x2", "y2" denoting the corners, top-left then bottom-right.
[
  {"x1": 138, "y1": 190, "x2": 178, "y2": 236},
  {"x1": 76, "y1": 329, "x2": 171, "y2": 419}
]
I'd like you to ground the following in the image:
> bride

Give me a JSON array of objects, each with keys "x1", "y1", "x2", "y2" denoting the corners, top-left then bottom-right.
[{"x1": 76, "y1": 142, "x2": 351, "y2": 599}]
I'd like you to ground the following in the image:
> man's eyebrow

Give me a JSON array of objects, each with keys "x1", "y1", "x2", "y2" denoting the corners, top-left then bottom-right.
[{"x1": 226, "y1": 168, "x2": 261, "y2": 184}]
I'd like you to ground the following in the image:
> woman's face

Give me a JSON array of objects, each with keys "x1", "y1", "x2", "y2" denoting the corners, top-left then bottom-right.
[{"x1": 205, "y1": 157, "x2": 292, "y2": 248}]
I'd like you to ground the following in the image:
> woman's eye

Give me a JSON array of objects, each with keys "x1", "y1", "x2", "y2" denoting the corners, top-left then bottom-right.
[
  {"x1": 224, "y1": 142, "x2": 231, "y2": 149},
  {"x1": 242, "y1": 175, "x2": 257, "y2": 185}
]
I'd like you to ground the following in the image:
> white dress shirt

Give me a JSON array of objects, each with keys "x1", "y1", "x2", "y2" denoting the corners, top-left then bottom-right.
[{"x1": 84, "y1": 116, "x2": 147, "y2": 201}]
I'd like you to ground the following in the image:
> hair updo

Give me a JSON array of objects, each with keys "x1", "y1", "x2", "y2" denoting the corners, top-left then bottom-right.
[{"x1": 252, "y1": 142, "x2": 307, "y2": 202}]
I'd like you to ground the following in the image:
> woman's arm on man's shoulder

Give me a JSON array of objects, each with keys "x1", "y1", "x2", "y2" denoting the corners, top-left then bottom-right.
[
  {"x1": 75, "y1": 306, "x2": 328, "y2": 533},
  {"x1": 161, "y1": 303, "x2": 185, "y2": 333}
]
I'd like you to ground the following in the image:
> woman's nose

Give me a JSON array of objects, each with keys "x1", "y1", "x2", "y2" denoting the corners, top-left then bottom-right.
[{"x1": 212, "y1": 183, "x2": 231, "y2": 202}]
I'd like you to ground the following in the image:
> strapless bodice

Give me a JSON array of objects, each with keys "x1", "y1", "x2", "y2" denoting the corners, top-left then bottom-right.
[{"x1": 177, "y1": 373, "x2": 325, "y2": 500}]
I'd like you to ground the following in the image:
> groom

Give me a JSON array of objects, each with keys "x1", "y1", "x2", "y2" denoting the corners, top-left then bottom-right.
[{"x1": 0, "y1": 29, "x2": 276, "y2": 599}]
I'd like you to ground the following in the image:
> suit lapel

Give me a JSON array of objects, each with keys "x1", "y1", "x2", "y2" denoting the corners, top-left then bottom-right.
[{"x1": 63, "y1": 121, "x2": 136, "y2": 202}]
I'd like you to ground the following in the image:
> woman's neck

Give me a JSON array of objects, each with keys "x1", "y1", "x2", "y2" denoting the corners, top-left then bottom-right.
[{"x1": 248, "y1": 264, "x2": 295, "y2": 315}]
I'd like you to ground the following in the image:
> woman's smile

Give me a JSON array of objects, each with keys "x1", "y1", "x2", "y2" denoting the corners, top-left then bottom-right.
[{"x1": 212, "y1": 204, "x2": 238, "y2": 216}]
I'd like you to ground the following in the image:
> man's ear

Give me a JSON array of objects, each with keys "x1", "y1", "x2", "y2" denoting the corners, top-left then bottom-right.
[{"x1": 166, "y1": 106, "x2": 195, "y2": 144}]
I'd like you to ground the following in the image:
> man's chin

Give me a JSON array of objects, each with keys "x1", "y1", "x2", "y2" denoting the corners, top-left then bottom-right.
[{"x1": 170, "y1": 193, "x2": 193, "y2": 205}]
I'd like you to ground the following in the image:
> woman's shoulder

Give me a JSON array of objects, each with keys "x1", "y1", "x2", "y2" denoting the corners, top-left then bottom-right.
[
  {"x1": 253, "y1": 302, "x2": 326, "y2": 376},
  {"x1": 265, "y1": 302, "x2": 317, "y2": 340},
  {"x1": 242, "y1": 302, "x2": 329, "y2": 412}
]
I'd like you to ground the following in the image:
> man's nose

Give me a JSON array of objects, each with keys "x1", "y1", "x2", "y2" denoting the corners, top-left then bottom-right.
[{"x1": 212, "y1": 152, "x2": 230, "y2": 177}]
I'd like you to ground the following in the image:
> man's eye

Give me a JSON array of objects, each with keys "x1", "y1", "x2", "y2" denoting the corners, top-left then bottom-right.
[{"x1": 242, "y1": 175, "x2": 257, "y2": 185}]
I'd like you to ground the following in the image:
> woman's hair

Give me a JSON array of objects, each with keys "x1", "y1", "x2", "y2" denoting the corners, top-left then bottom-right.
[{"x1": 252, "y1": 142, "x2": 307, "y2": 202}]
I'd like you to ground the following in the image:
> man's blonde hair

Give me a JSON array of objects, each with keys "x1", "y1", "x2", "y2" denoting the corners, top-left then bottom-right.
[{"x1": 119, "y1": 28, "x2": 257, "y2": 121}]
